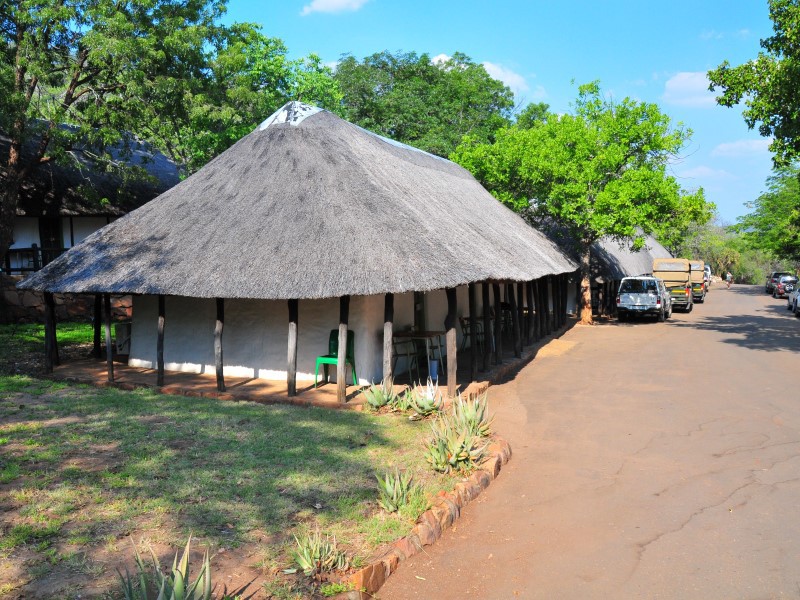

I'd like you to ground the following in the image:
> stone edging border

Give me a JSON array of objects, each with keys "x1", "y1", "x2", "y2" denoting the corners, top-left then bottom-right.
[{"x1": 333, "y1": 436, "x2": 512, "y2": 599}]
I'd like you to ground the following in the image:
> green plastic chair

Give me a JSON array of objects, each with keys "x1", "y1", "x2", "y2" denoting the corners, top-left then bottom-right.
[{"x1": 314, "y1": 330, "x2": 358, "y2": 387}]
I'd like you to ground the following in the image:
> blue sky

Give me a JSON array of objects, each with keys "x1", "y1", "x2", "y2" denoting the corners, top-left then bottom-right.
[{"x1": 223, "y1": 0, "x2": 775, "y2": 223}]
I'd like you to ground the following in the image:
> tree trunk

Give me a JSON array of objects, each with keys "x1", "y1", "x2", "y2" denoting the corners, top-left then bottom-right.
[
  {"x1": 580, "y1": 245, "x2": 593, "y2": 325},
  {"x1": 0, "y1": 174, "x2": 21, "y2": 268}
]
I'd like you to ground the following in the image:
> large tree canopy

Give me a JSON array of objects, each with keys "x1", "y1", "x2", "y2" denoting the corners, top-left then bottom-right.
[
  {"x1": 734, "y1": 165, "x2": 800, "y2": 264},
  {"x1": 0, "y1": 1, "x2": 340, "y2": 265},
  {"x1": 707, "y1": 0, "x2": 800, "y2": 166},
  {"x1": 334, "y1": 50, "x2": 514, "y2": 157},
  {"x1": 452, "y1": 82, "x2": 712, "y2": 323}
]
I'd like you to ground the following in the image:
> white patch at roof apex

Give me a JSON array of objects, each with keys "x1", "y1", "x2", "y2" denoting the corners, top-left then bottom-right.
[{"x1": 257, "y1": 102, "x2": 323, "y2": 130}]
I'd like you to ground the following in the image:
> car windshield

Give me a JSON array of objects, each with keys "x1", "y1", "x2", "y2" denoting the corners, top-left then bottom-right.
[
  {"x1": 779, "y1": 276, "x2": 797, "y2": 283},
  {"x1": 619, "y1": 279, "x2": 657, "y2": 293},
  {"x1": 774, "y1": 272, "x2": 792, "y2": 279}
]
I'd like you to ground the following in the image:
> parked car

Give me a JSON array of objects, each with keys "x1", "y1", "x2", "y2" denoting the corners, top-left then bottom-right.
[
  {"x1": 787, "y1": 285, "x2": 800, "y2": 314},
  {"x1": 766, "y1": 271, "x2": 794, "y2": 294},
  {"x1": 616, "y1": 276, "x2": 672, "y2": 322},
  {"x1": 704, "y1": 265, "x2": 712, "y2": 290},
  {"x1": 773, "y1": 275, "x2": 798, "y2": 299}
]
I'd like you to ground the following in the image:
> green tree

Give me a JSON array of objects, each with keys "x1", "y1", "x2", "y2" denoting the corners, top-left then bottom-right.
[
  {"x1": 733, "y1": 165, "x2": 800, "y2": 264},
  {"x1": 334, "y1": 50, "x2": 514, "y2": 157},
  {"x1": 452, "y1": 82, "x2": 713, "y2": 324},
  {"x1": 514, "y1": 102, "x2": 550, "y2": 129},
  {"x1": 0, "y1": 0, "x2": 229, "y2": 265},
  {"x1": 707, "y1": 0, "x2": 800, "y2": 166}
]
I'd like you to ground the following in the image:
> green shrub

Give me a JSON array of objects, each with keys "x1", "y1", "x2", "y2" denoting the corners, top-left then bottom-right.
[{"x1": 376, "y1": 467, "x2": 413, "y2": 513}]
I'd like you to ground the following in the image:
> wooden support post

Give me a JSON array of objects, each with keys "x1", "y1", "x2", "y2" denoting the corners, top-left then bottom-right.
[
  {"x1": 337, "y1": 295, "x2": 350, "y2": 404},
  {"x1": 481, "y1": 283, "x2": 491, "y2": 372},
  {"x1": 215, "y1": 298, "x2": 225, "y2": 392},
  {"x1": 546, "y1": 276, "x2": 554, "y2": 335},
  {"x1": 383, "y1": 293, "x2": 394, "y2": 386},
  {"x1": 526, "y1": 281, "x2": 534, "y2": 344},
  {"x1": 493, "y1": 283, "x2": 502, "y2": 365},
  {"x1": 509, "y1": 283, "x2": 521, "y2": 358},
  {"x1": 445, "y1": 287, "x2": 458, "y2": 398},
  {"x1": 287, "y1": 299, "x2": 298, "y2": 396},
  {"x1": 157, "y1": 295, "x2": 165, "y2": 386},
  {"x1": 468, "y1": 283, "x2": 477, "y2": 382},
  {"x1": 104, "y1": 293, "x2": 114, "y2": 382},
  {"x1": 538, "y1": 278, "x2": 547, "y2": 337},
  {"x1": 43, "y1": 292, "x2": 56, "y2": 373},
  {"x1": 563, "y1": 275, "x2": 569, "y2": 327},
  {"x1": 93, "y1": 294, "x2": 102, "y2": 358},
  {"x1": 516, "y1": 282, "x2": 525, "y2": 347},
  {"x1": 532, "y1": 280, "x2": 540, "y2": 341}
]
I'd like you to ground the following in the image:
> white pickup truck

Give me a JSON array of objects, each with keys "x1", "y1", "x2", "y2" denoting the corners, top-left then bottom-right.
[{"x1": 616, "y1": 276, "x2": 673, "y2": 322}]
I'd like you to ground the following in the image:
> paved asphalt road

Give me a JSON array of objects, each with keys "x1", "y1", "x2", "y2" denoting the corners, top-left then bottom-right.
[{"x1": 379, "y1": 284, "x2": 800, "y2": 599}]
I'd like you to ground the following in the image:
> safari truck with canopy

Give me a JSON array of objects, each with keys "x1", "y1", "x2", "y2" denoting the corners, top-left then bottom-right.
[
  {"x1": 653, "y1": 258, "x2": 693, "y2": 312},
  {"x1": 689, "y1": 259, "x2": 706, "y2": 303}
]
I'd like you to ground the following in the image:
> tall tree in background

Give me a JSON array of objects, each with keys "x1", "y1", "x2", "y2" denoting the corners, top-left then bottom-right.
[
  {"x1": 0, "y1": 2, "x2": 342, "y2": 266},
  {"x1": 734, "y1": 165, "x2": 800, "y2": 264},
  {"x1": 0, "y1": 0, "x2": 229, "y2": 266},
  {"x1": 335, "y1": 50, "x2": 514, "y2": 157},
  {"x1": 708, "y1": 0, "x2": 800, "y2": 166},
  {"x1": 452, "y1": 82, "x2": 712, "y2": 324}
]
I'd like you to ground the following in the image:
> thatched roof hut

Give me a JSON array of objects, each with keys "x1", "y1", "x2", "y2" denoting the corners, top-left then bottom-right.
[
  {"x1": 591, "y1": 235, "x2": 672, "y2": 282},
  {"x1": 19, "y1": 102, "x2": 575, "y2": 299}
]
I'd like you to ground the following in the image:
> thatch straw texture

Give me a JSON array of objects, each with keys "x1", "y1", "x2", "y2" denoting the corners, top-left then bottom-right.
[
  {"x1": 592, "y1": 235, "x2": 672, "y2": 281},
  {"x1": 19, "y1": 103, "x2": 575, "y2": 299}
]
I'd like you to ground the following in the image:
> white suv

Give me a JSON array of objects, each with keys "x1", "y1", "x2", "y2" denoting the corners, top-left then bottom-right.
[{"x1": 617, "y1": 276, "x2": 672, "y2": 322}]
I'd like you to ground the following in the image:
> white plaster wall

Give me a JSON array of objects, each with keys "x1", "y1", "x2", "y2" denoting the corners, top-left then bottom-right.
[
  {"x1": 10, "y1": 218, "x2": 39, "y2": 248},
  {"x1": 130, "y1": 294, "x2": 399, "y2": 384},
  {"x1": 65, "y1": 217, "x2": 109, "y2": 248}
]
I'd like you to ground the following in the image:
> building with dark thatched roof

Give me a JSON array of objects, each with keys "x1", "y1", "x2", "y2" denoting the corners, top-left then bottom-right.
[
  {"x1": 20, "y1": 102, "x2": 577, "y2": 400},
  {"x1": 1, "y1": 130, "x2": 179, "y2": 274}
]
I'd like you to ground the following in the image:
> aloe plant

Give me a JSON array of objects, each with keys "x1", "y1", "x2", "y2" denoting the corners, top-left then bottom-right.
[
  {"x1": 376, "y1": 467, "x2": 413, "y2": 512},
  {"x1": 291, "y1": 530, "x2": 349, "y2": 577},
  {"x1": 389, "y1": 388, "x2": 413, "y2": 411},
  {"x1": 452, "y1": 392, "x2": 493, "y2": 437},
  {"x1": 117, "y1": 536, "x2": 212, "y2": 600},
  {"x1": 361, "y1": 382, "x2": 395, "y2": 410},
  {"x1": 424, "y1": 415, "x2": 487, "y2": 474}
]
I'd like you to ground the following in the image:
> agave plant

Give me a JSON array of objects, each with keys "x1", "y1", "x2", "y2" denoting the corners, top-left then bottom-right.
[
  {"x1": 408, "y1": 387, "x2": 442, "y2": 418},
  {"x1": 361, "y1": 382, "x2": 395, "y2": 410},
  {"x1": 292, "y1": 530, "x2": 349, "y2": 577},
  {"x1": 424, "y1": 415, "x2": 487, "y2": 474},
  {"x1": 376, "y1": 467, "x2": 413, "y2": 512},
  {"x1": 117, "y1": 536, "x2": 212, "y2": 600},
  {"x1": 389, "y1": 388, "x2": 413, "y2": 412},
  {"x1": 452, "y1": 392, "x2": 493, "y2": 437}
]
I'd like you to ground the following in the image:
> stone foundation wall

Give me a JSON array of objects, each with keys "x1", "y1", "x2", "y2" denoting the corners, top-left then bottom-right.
[{"x1": 0, "y1": 275, "x2": 132, "y2": 323}]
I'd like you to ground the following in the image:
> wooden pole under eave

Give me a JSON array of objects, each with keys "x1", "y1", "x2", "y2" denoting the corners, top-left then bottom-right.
[
  {"x1": 526, "y1": 281, "x2": 534, "y2": 344},
  {"x1": 537, "y1": 278, "x2": 547, "y2": 337},
  {"x1": 93, "y1": 294, "x2": 102, "y2": 358},
  {"x1": 287, "y1": 299, "x2": 298, "y2": 397},
  {"x1": 383, "y1": 293, "x2": 394, "y2": 386},
  {"x1": 215, "y1": 298, "x2": 225, "y2": 392},
  {"x1": 337, "y1": 295, "x2": 350, "y2": 404},
  {"x1": 509, "y1": 283, "x2": 521, "y2": 358},
  {"x1": 43, "y1": 292, "x2": 56, "y2": 373},
  {"x1": 103, "y1": 293, "x2": 114, "y2": 382},
  {"x1": 481, "y1": 283, "x2": 491, "y2": 372},
  {"x1": 546, "y1": 276, "x2": 554, "y2": 335},
  {"x1": 493, "y1": 283, "x2": 503, "y2": 365},
  {"x1": 157, "y1": 295, "x2": 165, "y2": 387},
  {"x1": 444, "y1": 288, "x2": 458, "y2": 398},
  {"x1": 516, "y1": 282, "x2": 525, "y2": 347},
  {"x1": 468, "y1": 283, "x2": 478, "y2": 382}
]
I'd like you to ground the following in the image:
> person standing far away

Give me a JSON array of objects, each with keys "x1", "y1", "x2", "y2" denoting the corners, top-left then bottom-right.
[{"x1": 726, "y1": 271, "x2": 733, "y2": 289}]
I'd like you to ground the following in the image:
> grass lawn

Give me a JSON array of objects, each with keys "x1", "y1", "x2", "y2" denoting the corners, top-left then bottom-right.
[{"x1": 0, "y1": 324, "x2": 461, "y2": 598}]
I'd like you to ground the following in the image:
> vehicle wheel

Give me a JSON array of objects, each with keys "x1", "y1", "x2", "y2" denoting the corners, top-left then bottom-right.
[
  {"x1": 618, "y1": 313, "x2": 627, "y2": 322},
  {"x1": 686, "y1": 302, "x2": 693, "y2": 313}
]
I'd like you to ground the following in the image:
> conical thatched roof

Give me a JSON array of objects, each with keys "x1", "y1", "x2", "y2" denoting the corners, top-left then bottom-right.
[{"x1": 19, "y1": 102, "x2": 575, "y2": 300}]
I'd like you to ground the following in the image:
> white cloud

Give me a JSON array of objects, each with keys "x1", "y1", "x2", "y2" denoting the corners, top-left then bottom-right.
[
  {"x1": 676, "y1": 165, "x2": 734, "y2": 180},
  {"x1": 431, "y1": 53, "x2": 451, "y2": 65},
  {"x1": 300, "y1": 0, "x2": 369, "y2": 16},
  {"x1": 712, "y1": 139, "x2": 772, "y2": 157},
  {"x1": 661, "y1": 72, "x2": 717, "y2": 107},
  {"x1": 482, "y1": 61, "x2": 530, "y2": 96}
]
